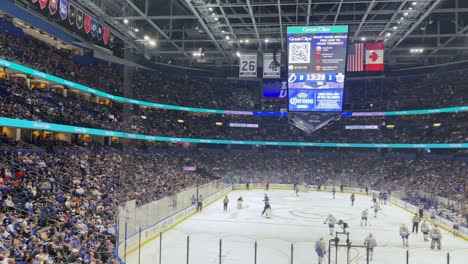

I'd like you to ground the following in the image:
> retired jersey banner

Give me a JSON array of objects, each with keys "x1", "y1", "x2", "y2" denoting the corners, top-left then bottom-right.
[
  {"x1": 365, "y1": 42, "x2": 384, "y2": 71},
  {"x1": 97, "y1": 24, "x2": 103, "y2": 40},
  {"x1": 49, "y1": 0, "x2": 58, "y2": 15},
  {"x1": 90, "y1": 18, "x2": 98, "y2": 38},
  {"x1": 263, "y1": 53, "x2": 281, "y2": 79},
  {"x1": 59, "y1": 0, "x2": 68, "y2": 20},
  {"x1": 239, "y1": 54, "x2": 257, "y2": 78},
  {"x1": 103, "y1": 27, "x2": 110, "y2": 45},
  {"x1": 39, "y1": 0, "x2": 48, "y2": 9},
  {"x1": 76, "y1": 8, "x2": 84, "y2": 29},
  {"x1": 84, "y1": 13, "x2": 91, "y2": 33},
  {"x1": 68, "y1": 3, "x2": 76, "y2": 25}
]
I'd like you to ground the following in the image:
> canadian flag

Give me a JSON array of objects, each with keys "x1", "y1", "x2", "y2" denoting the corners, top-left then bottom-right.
[{"x1": 365, "y1": 42, "x2": 384, "y2": 71}]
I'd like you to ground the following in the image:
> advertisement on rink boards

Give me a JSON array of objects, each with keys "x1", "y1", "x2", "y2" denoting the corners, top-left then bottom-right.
[
  {"x1": 239, "y1": 54, "x2": 258, "y2": 78},
  {"x1": 263, "y1": 53, "x2": 281, "y2": 78}
]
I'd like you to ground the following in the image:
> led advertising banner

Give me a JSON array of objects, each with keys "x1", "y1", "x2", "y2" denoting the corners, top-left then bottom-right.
[{"x1": 287, "y1": 26, "x2": 349, "y2": 112}]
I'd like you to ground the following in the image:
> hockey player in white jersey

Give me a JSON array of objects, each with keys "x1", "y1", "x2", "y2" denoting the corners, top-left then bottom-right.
[
  {"x1": 332, "y1": 186, "x2": 336, "y2": 199},
  {"x1": 400, "y1": 224, "x2": 410, "y2": 247},
  {"x1": 371, "y1": 202, "x2": 381, "y2": 218},
  {"x1": 324, "y1": 214, "x2": 337, "y2": 235},
  {"x1": 430, "y1": 225, "x2": 442, "y2": 250},
  {"x1": 420, "y1": 220, "x2": 430, "y2": 241},
  {"x1": 361, "y1": 209, "x2": 369, "y2": 226},
  {"x1": 236, "y1": 196, "x2": 243, "y2": 209},
  {"x1": 453, "y1": 214, "x2": 466, "y2": 237},
  {"x1": 428, "y1": 206, "x2": 436, "y2": 220},
  {"x1": 315, "y1": 237, "x2": 327, "y2": 264},
  {"x1": 364, "y1": 233, "x2": 377, "y2": 261}
]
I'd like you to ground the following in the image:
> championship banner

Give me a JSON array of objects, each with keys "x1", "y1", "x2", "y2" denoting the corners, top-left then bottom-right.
[
  {"x1": 103, "y1": 27, "x2": 110, "y2": 45},
  {"x1": 59, "y1": 0, "x2": 68, "y2": 20},
  {"x1": 365, "y1": 42, "x2": 384, "y2": 71},
  {"x1": 39, "y1": 0, "x2": 48, "y2": 9},
  {"x1": 68, "y1": 3, "x2": 76, "y2": 25},
  {"x1": 84, "y1": 13, "x2": 91, "y2": 33},
  {"x1": 97, "y1": 24, "x2": 103, "y2": 40},
  {"x1": 90, "y1": 18, "x2": 98, "y2": 38},
  {"x1": 49, "y1": 0, "x2": 58, "y2": 15},
  {"x1": 76, "y1": 8, "x2": 84, "y2": 29},
  {"x1": 239, "y1": 53, "x2": 257, "y2": 78},
  {"x1": 263, "y1": 53, "x2": 281, "y2": 79}
]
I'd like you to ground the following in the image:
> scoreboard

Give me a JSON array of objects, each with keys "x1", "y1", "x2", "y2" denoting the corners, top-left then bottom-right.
[{"x1": 287, "y1": 26, "x2": 349, "y2": 112}]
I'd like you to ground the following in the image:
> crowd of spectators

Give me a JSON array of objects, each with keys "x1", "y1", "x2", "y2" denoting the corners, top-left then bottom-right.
[
  {"x1": 1, "y1": 77, "x2": 467, "y2": 144},
  {"x1": 0, "y1": 22, "x2": 259, "y2": 111},
  {"x1": 2, "y1": 18, "x2": 468, "y2": 114}
]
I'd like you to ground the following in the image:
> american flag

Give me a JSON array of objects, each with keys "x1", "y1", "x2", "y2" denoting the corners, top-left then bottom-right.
[{"x1": 347, "y1": 43, "x2": 364, "y2": 72}]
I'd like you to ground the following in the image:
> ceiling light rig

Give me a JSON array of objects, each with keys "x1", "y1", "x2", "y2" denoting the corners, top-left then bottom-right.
[{"x1": 410, "y1": 48, "x2": 424, "y2": 53}]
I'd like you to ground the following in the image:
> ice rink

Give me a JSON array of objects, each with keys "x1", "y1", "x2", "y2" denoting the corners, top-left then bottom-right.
[{"x1": 128, "y1": 190, "x2": 467, "y2": 264}]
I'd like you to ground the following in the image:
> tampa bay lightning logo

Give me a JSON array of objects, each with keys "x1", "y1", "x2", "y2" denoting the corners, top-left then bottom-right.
[{"x1": 288, "y1": 73, "x2": 297, "y2": 82}]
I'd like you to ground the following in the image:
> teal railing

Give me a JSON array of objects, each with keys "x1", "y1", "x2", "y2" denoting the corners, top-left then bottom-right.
[{"x1": 1, "y1": 117, "x2": 467, "y2": 148}]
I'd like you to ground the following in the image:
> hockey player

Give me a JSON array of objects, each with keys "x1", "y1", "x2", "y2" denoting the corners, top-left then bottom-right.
[
  {"x1": 365, "y1": 186, "x2": 369, "y2": 195},
  {"x1": 264, "y1": 204, "x2": 272, "y2": 218},
  {"x1": 382, "y1": 191, "x2": 388, "y2": 205},
  {"x1": 411, "y1": 213, "x2": 420, "y2": 233},
  {"x1": 350, "y1": 193, "x2": 355, "y2": 206},
  {"x1": 418, "y1": 203, "x2": 424, "y2": 219},
  {"x1": 261, "y1": 203, "x2": 271, "y2": 217},
  {"x1": 400, "y1": 224, "x2": 410, "y2": 247},
  {"x1": 453, "y1": 214, "x2": 466, "y2": 237},
  {"x1": 223, "y1": 195, "x2": 229, "y2": 211},
  {"x1": 261, "y1": 194, "x2": 271, "y2": 216},
  {"x1": 428, "y1": 206, "x2": 436, "y2": 220},
  {"x1": 315, "y1": 237, "x2": 327, "y2": 264},
  {"x1": 332, "y1": 186, "x2": 336, "y2": 199},
  {"x1": 294, "y1": 183, "x2": 299, "y2": 197},
  {"x1": 429, "y1": 224, "x2": 442, "y2": 250},
  {"x1": 361, "y1": 209, "x2": 369, "y2": 226},
  {"x1": 197, "y1": 195, "x2": 203, "y2": 212},
  {"x1": 364, "y1": 233, "x2": 377, "y2": 261},
  {"x1": 371, "y1": 202, "x2": 381, "y2": 218},
  {"x1": 378, "y1": 192, "x2": 383, "y2": 204},
  {"x1": 265, "y1": 182, "x2": 270, "y2": 191},
  {"x1": 236, "y1": 196, "x2": 243, "y2": 209},
  {"x1": 421, "y1": 220, "x2": 430, "y2": 241},
  {"x1": 372, "y1": 193, "x2": 377, "y2": 203},
  {"x1": 324, "y1": 214, "x2": 337, "y2": 235}
]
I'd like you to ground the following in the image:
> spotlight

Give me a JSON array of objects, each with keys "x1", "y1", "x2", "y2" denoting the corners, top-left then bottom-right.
[
  {"x1": 144, "y1": 35, "x2": 150, "y2": 40},
  {"x1": 123, "y1": 19, "x2": 129, "y2": 24},
  {"x1": 225, "y1": 35, "x2": 230, "y2": 40}
]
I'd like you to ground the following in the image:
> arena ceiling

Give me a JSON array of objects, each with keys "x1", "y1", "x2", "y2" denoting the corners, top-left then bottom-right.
[{"x1": 69, "y1": 0, "x2": 468, "y2": 69}]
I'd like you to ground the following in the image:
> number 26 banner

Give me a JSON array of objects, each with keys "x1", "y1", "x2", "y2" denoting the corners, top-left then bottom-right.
[
  {"x1": 239, "y1": 54, "x2": 257, "y2": 78},
  {"x1": 263, "y1": 53, "x2": 281, "y2": 79}
]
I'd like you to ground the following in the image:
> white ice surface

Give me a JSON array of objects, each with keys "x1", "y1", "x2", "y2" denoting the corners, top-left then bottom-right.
[{"x1": 127, "y1": 190, "x2": 467, "y2": 264}]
